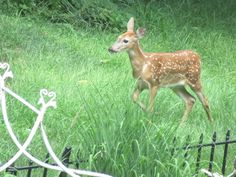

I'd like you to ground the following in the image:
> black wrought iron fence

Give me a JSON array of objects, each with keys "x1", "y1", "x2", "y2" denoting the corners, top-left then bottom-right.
[
  {"x1": 2, "y1": 130, "x2": 236, "y2": 177},
  {"x1": 171, "y1": 130, "x2": 236, "y2": 176},
  {"x1": 4, "y1": 147, "x2": 83, "y2": 177}
]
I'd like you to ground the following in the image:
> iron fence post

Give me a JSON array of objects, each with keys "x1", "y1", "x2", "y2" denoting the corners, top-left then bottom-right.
[
  {"x1": 5, "y1": 162, "x2": 17, "y2": 176},
  {"x1": 195, "y1": 133, "x2": 203, "y2": 176},
  {"x1": 171, "y1": 137, "x2": 177, "y2": 157},
  {"x1": 42, "y1": 153, "x2": 50, "y2": 177},
  {"x1": 27, "y1": 160, "x2": 33, "y2": 177},
  {"x1": 222, "y1": 130, "x2": 230, "y2": 175},
  {"x1": 208, "y1": 132, "x2": 217, "y2": 172},
  {"x1": 59, "y1": 147, "x2": 72, "y2": 177},
  {"x1": 183, "y1": 135, "x2": 190, "y2": 167}
]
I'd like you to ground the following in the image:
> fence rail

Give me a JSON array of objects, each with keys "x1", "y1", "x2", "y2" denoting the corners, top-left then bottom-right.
[
  {"x1": 172, "y1": 129, "x2": 236, "y2": 176},
  {"x1": 3, "y1": 147, "x2": 81, "y2": 177}
]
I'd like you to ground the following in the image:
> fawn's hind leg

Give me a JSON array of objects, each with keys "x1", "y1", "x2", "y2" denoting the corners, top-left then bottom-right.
[
  {"x1": 189, "y1": 81, "x2": 213, "y2": 122},
  {"x1": 172, "y1": 86, "x2": 196, "y2": 125}
]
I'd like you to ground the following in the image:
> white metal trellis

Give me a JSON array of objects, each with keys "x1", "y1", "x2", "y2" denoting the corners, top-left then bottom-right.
[{"x1": 0, "y1": 63, "x2": 112, "y2": 177}]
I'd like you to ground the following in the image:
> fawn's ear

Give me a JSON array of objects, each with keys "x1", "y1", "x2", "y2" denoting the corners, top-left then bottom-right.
[
  {"x1": 136, "y1": 28, "x2": 146, "y2": 38},
  {"x1": 127, "y1": 17, "x2": 134, "y2": 32}
]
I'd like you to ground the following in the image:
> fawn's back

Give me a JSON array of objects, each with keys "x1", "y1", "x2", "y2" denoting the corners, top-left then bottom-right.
[{"x1": 142, "y1": 50, "x2": 201, "y2": 90}]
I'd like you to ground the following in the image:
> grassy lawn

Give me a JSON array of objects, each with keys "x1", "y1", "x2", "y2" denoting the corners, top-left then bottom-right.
[{"x1": 0, "y1": 1, "x2": 236, "y2": 176}]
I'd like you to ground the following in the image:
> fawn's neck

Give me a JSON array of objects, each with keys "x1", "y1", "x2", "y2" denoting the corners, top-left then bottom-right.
[{"x1": 127, "y1": 42, "x2": 145, "y2": 78}]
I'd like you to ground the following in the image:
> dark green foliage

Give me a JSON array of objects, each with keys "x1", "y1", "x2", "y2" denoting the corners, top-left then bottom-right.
[
  {"x1": 2, "y1": 0, "x2": 236, "y2": 34},
  {"x1": 1, "y1": 0, "x2": 132, "y2": 31}
]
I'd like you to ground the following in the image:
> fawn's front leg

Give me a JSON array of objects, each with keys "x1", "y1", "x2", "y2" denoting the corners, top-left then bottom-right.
[
  {"x1": 147, "y1": 85, "x2": 158, "y2": 112},
  {"x1": 132, "y1": 81, "x2": 147, "y2": 111}
]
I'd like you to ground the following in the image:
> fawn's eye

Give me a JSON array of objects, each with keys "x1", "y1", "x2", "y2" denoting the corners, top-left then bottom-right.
[{"x1": 123, "y1": 39, "x2": 129, "y2": 43}]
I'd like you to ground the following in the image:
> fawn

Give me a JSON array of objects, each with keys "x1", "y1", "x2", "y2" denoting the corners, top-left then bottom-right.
[{"x1": 108, "y1": 17, "x2": 213, "y2": 124}]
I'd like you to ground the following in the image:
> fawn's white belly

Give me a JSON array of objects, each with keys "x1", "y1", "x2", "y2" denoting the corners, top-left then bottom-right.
[
  {"x1": 161, "y1": 80, "x2": 186, "y2": 88},
  {"x1": 159, "y1": 73, "x2": 187, "y2": 88}
]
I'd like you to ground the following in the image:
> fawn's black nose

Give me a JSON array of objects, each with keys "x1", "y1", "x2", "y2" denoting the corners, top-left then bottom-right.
[{"x1": 108, "y1": 48, "x2": 117, "y2": 53}]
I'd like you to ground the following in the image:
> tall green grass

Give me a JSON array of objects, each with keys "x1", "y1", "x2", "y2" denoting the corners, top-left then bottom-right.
[{"x1": 0, "y1": 0, "x2": 236, "y2": 176}]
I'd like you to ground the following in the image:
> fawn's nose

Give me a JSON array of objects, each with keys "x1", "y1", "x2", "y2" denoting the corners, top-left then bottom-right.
[{"x1": 108, "y1": 48, "x2": 117, "y2": 53}]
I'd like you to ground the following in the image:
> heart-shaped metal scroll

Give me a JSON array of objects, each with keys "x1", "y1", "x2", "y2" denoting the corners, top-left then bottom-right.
[
  {"x1": 38, "y1": 89, "x2": 57, "y2": 109},
  {"x1": 0, "y1": 63, "x2": 13, "y2": 81}
]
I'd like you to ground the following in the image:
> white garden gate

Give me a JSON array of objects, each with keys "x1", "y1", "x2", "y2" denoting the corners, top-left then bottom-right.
[{"x1": 0, "y1": 63, "x2": 112, "y2": 177}]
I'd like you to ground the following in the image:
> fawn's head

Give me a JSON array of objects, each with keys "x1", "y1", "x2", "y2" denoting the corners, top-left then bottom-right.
[{"x1": 108, "y1": 17, "x2": 145, "y2": 53}]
